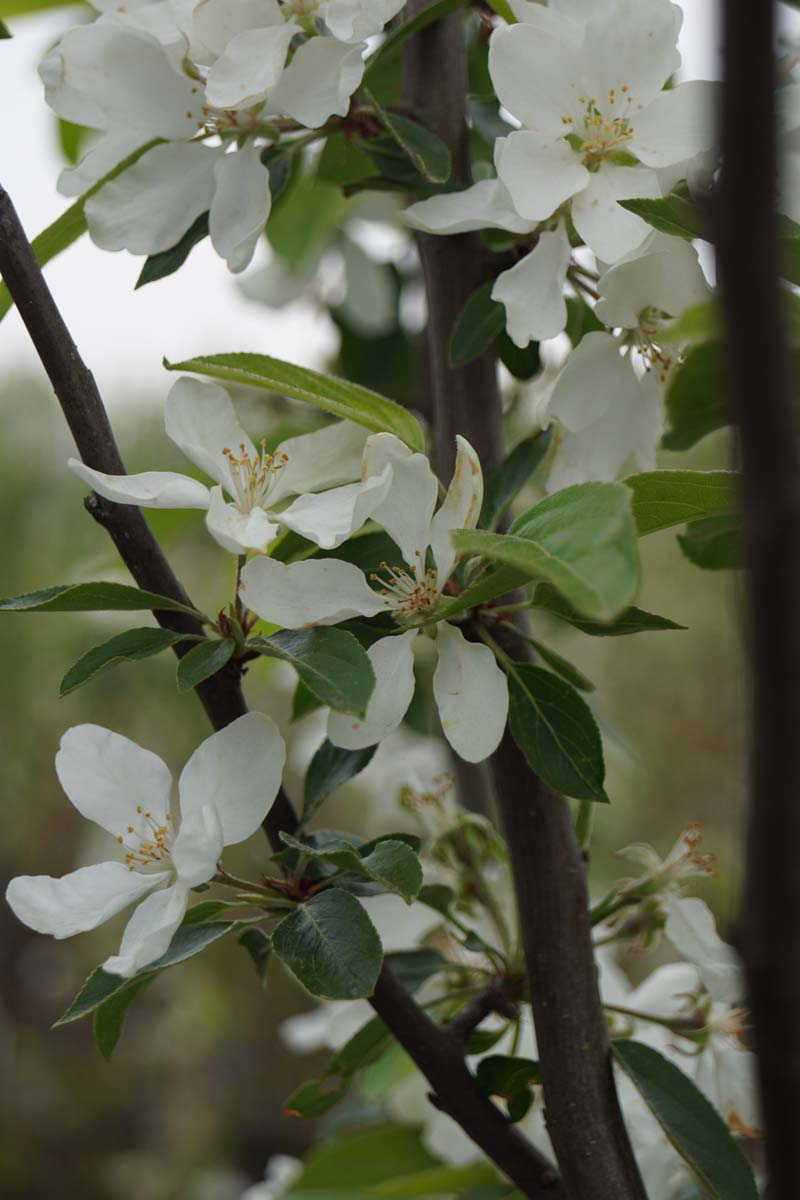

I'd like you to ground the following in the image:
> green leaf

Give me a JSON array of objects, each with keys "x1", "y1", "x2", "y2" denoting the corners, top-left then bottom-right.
[
  {"x1": 382, "y1": 947, "x2": 448, "y2": 991},
  {"x1": 267, "y1": 171, "x2": 351, "y2": 269},
  {"x1": 526, "y1": 636, "x2": 595, "y2": 692},
  {"x1": 251, "y1": 628, "x2": 375, "y2": 716},
  {"x1": 60, "y1": 627, "x2": 188, "y2": 696},
  {"x1": 531, "y1": 584, "x2": 685, "y2": 636},
  {"x1": 454, "y1": 482, "x2": 639, "y2": 621},
  {"x1": 292, "y1": 678, "x2": 323, "y2": 720},
  {"x1": 612, "y1": 1040, "x2": 758, "y2": 1200},
  {"x1": 303, "y1": 740, "x2": 377, "y2": 825},
  {"x1": 0, "y1": 17, "x2": 10, "y2": 34},
  {"x1": 0, "y1": 140, "x2": 159, "y2": 322},
  {"x1": 238, "y1": 928, "x2": 273, "y2": 987},
  {"x1": 507, "y1": 663, "x2": 608, "y2": 801},
  {"x1": 417, "y1": 882, "x2": 456, "y2": 917},
  {"x1": 272, "y1": 888, "x2": 383, "y2": 999},
  {"x1": 182, "y1": 899, "x2": 242, "y2": 924},
  {"x1": 476, "y1": 1054, "x2": 540, "y2": 1122},
  {"x1": 370, "y1": 1164, "x2": 501, "y2": 1196},
  {"x1": 135, "y1": 212, "x2": 210, "y2": 289},
  {"x1": 618, "y1": 195, "x2": 703, "y2": 240},
  {"x1": 678, "y1": 513, "x2": 743, "y2": 571},
  {"x1": 317, "y1": 132, "x2": 379, "y2": 187},
  {"x1": 565, "y1": 295, "x2": 604, "y2": 346},
  {"x1": 362, "y1": 0, "x2": 467, "y2": 80},
  {"x1": 176, "y1": 638, "x2": 235, "y2": 692},
  {"x1": 440, "y1": 565, "x2": 531, "y2": 622},
  {"x1": 359, "y1": 840, "x2": 424, "y2": 903},
  {"x1": 93, "y1": 975, "x2": 154, "y2": 1061},
  {"x1": 0, "y1": 581, "x2": 199, "y2": 616},
  {"x1": 662, "y1": 343, "x2": 726, "y2": 451},
  {"x1": 164, "y1": 352, "x2": 424, "y2": 452},
  {"x1": 625, "y1": 470, "x2": 740, "y2": 536},
  {"x1": 480, "y1": 430, "x2": 554, "y2": 530},
  {"x1": 285, "y1": 1015, "x2": 392, "y2": 1117},
  {"x1": 496, "y1": 330, "x2": 541, "y2": 380},
  {"x1": 57, "y1": 118, "x2": 89, "y2": 164},
  {"x1": 55, "y1": 920, "x2": 237, "y2": 1027},
  {"x1": 365, "y1": 92, "x2": 451, "y2": 184},
  {"x1": 448, "y1": 280, "x2": 505, "y2": 368}
]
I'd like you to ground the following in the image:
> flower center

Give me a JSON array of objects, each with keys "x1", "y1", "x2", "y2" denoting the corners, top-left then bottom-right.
[
  {"x1": 116, "y1": 806, "x2": 174, "y2": 874},
  {"x1": 369, "y1": 560, "x2": 441, "y2": 620},
  {"x1": 562, "y1": 86, "x2": 638, "y2": 168},
  {"x1": 222, "y1": 441, "x2": 288, "y2": 513}
]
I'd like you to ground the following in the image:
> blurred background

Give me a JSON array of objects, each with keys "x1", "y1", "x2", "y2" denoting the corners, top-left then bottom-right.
[{"x1": 0, "y1": 1, "x2": 768, "y2": 1196}]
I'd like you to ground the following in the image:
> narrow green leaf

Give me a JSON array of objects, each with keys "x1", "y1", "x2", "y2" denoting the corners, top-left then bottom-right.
[
  {"x1": 60, "y1": 627, "x2": 187, "y2": 696},
  {"x1": 678, "y1": 513, "x2": 742, "y2": 571},
  {"x1": 618, "y1": 195, "x2": 703, "y2": 240},
  {"x1": 448, "y1": 280, "x2": 505, "y2": 368},
  {"x1": 480, "y1": 430, "x2": 554, "y2": 530},
  {"x1": 362, "y1": 0, "x2": 467, "y2": 80},
  {"x1": 0, "y1": 139, "x2": 159, "y2": 322},
  {"x1": 165, "y1": 352, "x2": 424, "y2": 451},
  {"x1": 565, "y1": 295, "x2": 604, "y2": 346},
  {"x1": 238, "y1": 928, "x2": 273, "y2": 988},
  {"x1": 176, "y1": 638, "x2": 235, "y2": 692},
  {"x1": 526, "y1": 636, "x2": 595, "y2": 692},
  {"x1": 662, "y1": 343, "x2": 726, "y2": 451},
  {"x1": 303, "y1": 739, "x2": 377, "y2": 824},
  {"x1": 625, "y1": 470, "x2": 740, "y2": 536},
  {"x1": 365, "y1": 91, "x2": 451, "y2": 183},
  {"x1": 612, "y1": 1040, "x2": 758, "y2": 1200},
  {"x1": 272, "y1": 888, "x2": 383, "y2": 999},
  {"x1": 250, "y1": 628, "x2": 375, "y2": 716},
  {"x1": 382, "y1": 947, "x2": 448, "y2": 991},
  {"x1": 283, "y1": 1124, "x2": 438, "y2": 1193},
  {"x1": 285, "y1": 1015, "x2": 392, "y2": 1117},
  {"x1": 454, "y1": 482, "x2": 639, "y2": 621},
  {"x1": 135, "y1": 212, "x2": 210, "y2": 289},
  {"x1": 507, "y1": 663, "x2": 608, "y2": 801},
  {"x1": 0, "y1": 581, "x2": 199, "y2": 616},
  {"x1": 496, "y1": 330, "x2": 541, "y2": 380},
  {"x1": 182, "y1": 899, "x2": 242, "y2": 924},
  {"x1": 93, "y1": 975, "x2": 154, "y2": 1061},
  {"x1": 531, "y1": 584, "x2": 685, "y2": 636},
  {"x1": 440, "y1": 565, "x2": 531, "y2": 621}
]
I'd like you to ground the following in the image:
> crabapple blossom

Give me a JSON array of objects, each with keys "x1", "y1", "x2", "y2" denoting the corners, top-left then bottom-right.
[{"x1": 5, "y1": 714, "x2": 285, "y2": 977}]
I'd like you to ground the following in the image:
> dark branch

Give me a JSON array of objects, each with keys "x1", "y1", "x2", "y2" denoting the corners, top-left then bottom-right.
[
  {"x1": 0, "y1": 184, "x2": 298, "y2": 850},
  {"x1": 717, "y1": 3, "x2": 800, "y2": 1193},
  {"x1": 403, "y1": 10, "x2": 646, "y2": 1198},
  {"x1": 444, "y1": 977, "x2": 517, "y2": 1043}
]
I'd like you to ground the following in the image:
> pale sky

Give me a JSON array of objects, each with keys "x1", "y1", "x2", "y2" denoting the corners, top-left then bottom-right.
[{"x1": 0, "y1": 0, "x2": 725, "y2": 415}]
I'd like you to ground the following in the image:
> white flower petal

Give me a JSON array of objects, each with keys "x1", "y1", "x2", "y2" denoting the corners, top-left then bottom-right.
[
  {"x1": 192, "y1": 0, "x2": 283, "y2": 57},
  {"x1": 404, "y1": 179, "x2": 534, "y2": 236},
  {"x1": 6, "y1": 862, "x2": 165, "y2": 939},
  {"x1": 662, "y1": 896, "x2": 744, "y2": 1005},
  {"x1": 205, "y1": 20, "x2": 298, "y2": 108},
  {"x1": 491, "y1": 222, "x2": 571, "y2": 348},
  {"x1": 630, "y1": 81, "x2": 718, "y2": 169},
  {"x1": 55, "y1": 724, "x2": 173, "y2": 840},
  {"x1": 165, "y1": 376, "x2": 256, "y2": 492},
  {"x1": 570, "y1": 164, "x2": 660, "y2": 263},
  {"x1": 432, "y1": 622, "x2": 508, "y2": 763},
  {"x1": 546, "y1": 331, "x2": 618, "y2": 432},
  {"x1": 40, "y1": 23, "x2": 199, "y2": 139},
  {"x1": 488, "y1": 21, "x2": 582, "y2": 134},
  {"x1": 240, "y1": 556, "x2": 386, "y2": 626},
  {"x1": 496, "y1": 130, "x2": 589, "y2": 224},
  {"x1": 323, "y1": 0, "x2": 404, "y2": 42},
  {"x1": 178, "y1": 711, "x2": 286, "y2": 844},
  {"x1": 582, "y1": 0, "x2": 682, "y2": 111},
  {"x1": 595, "y1": 231, "x2": 710, "y2": 329},
  {"x1": 278, "y1": 466, "x2": 393, "y2": 550},
  {"x1": 206, "y1": 486, "x2": 281, "y2": 553},
  {"x1": 58, "y1": 130, "x2": 145, "y2": 198},
  {"x1": 271, "y1": 37, "x2": 365, "y2": 128},
  {"x1": 429, "y1": 436, "x2": 483, "y2": 584},
  {"x1": 103, "y1": 882, "x2": 189, "y2": 976},
  {"x1": 328, "y1": 631, "x2": 417, "y2": 749},
  {"x1": 626, "y1": 961, "x2": 701, "y2": 1015},
  {"x1": 171, "y1": 802, "x2": 225, "y2": 887},
  {"x1": 210, "y1": 144, "x2": 272, "y2": 273},
  {"x1": 694, "y1": 1043, "x2": 761, "y2": 1137},
  {"x1": 271, "y1": 420, "x2": 368, "y2": 503},
  {"x1": 85, "y1": 142, "x2": 218, "y2": 255},
  {"x1": 67, "y1": 457, "x2": 211, "y2": 509},
  {"x1": 364, "y1": 434, "x2": 438, "y2": 567}
]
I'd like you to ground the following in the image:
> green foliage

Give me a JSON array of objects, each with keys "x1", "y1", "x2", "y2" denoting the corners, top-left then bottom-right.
[
  {"x1": 678, "y1": 514, "x2": 743, "y2": 571},
  {"x1": 56, "y1": 118, "x2": 88, "y2": 163},
  {"x1": 365, "y1": 91, "x2": 451, "y2": 183},
  {"x1": 60, "y1": 627, "x2": 188, "y2": 696},
  {"x1": 361, "y1": 0, "x2": 468, "y2": 82},
  {"x1": 507, "y1": 664, "x2": 608, "y2": 801},
  {"x1": 249, "y1": 628, "x2": 375, "y2": 716},
  {"x1": 475, "y1": 1055, "x2": 540, "y2": 1122},
  {"x1": 448, "y1": 280, "x2": 505, "y2": 368},
  {"x1": 0, "y1": 581, "x2": 200, "y2": 616},
  {"x1": 135, "y1": 212, "x2": 210, "y2": 289},
  {"x1": 272, "y1": 888, "x2": 383, "y2": 999},
  {"x1": 279, "y1": 832, "x2": 423, "y2": 903},
  {"x1": 175, "y1": 638, "x2": 235, "y2": 691},
  {"x1": 565, "y1": 295, "x2": 604, "y2": 346},
  {"x1": 284, "y1": 1014, "x2": 392, "y2": 1117},
  {"x1": 612, "y1": 1040, "x2": 758, "y2": 1200},
  {"x1": 617, "y1": 194, "x2": 703, "y2": 240},
  {"x1": 382, "y1": 948, "x2": 449, "y2": 991},
  {"x1": 662, "y1": 344, "x2": 726, "y2": 451},
  {"x1": 165, "y1": 352, "x2": 425, "y2": 451},
  {"x1": 317, "y1": 132, "x2": 379, "y2": 187},
  {"x1": 453, "y1": 482, "x2": 640, "y2": 621},
  {"x1": 237, "y1": 928, "x2": 273, "y2": 987},
  {"x1": 282, "y1": 1124, "x2": 440, "y2": 1196},
  {"x1": 531, "y1": 584, "x2": 685, "y2": 636},
  {"x1": 267, "y1": 171, "x2": 351, "y2": 269},
  {"x1": 303, "y1": 739, "x2": 377, "y2": 825},
  {"x1": 496, "y1": 330, "x2": 541, "y2": 380},
  {"x1": 480, "y1": 429, "x2": 554, "y2": 530},
  {"x1": 625, "y1": 470, "x2": 740, "y2": 535},
  {"x1": 93, "y1": 976, "x2": 154, "y2": 1062},
  {"x1": 525, "y1": 635, "x2": 595, "y2": 692}
]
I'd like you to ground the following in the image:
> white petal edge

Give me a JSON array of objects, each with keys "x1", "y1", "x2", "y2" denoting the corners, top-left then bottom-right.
[
  {"x1": 103, "y1": 882, "x2": 189, "y2": 977},
  {"x1": 68, "y1": 458, "x2": 211, "y2": 509},
  {"x1": 327, "y1": 631, "x2": 417, "y2": 750},
  {"x1": 271, "y1": 37, "x2": 365, "y2": 128},
  {"x1": 432, "y1": 622, "x2": 509, "y2": 762},
  {"x1": 278, "y1": 466, "x2": 393, "y2": 550},
  {"x1": 165, "y1": 375, "x2": 256, "y2": 492},
  {"x1": 205, "y1": 486, "x2": 281, "y2": 554},
  {"x1": 429, "y1": 436, "x2": 483, "y2": 584},
  {"x1": 239, "y1": 556, "x2": 386, "y2": 627},
  {"x1": 491, "y1": 222, "x2": 571, "y2": 348},
  {"x1": 404, "y1": 179, "x2": 534, "y2": 236},
  {"x1": 209, "y1": 143, "x2": 272, "y2": 273},
  {"x1": 6, "y1": 862, "x2": 166, "y2": 939}
]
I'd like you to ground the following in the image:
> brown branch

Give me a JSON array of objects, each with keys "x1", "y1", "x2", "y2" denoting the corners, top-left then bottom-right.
[
  {"x1": 0, "y1": 184, "x2": 564, "y2": 1194},
  {"x1": 444, "y1": 977, "x2": 517, "y2": 1043},
  {"x1": 403, "y1": 9, "x2": 646, "y2": 1198},
  {"x1": 717, "y1": 3, "x2": 800, "y2": 1194}
]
